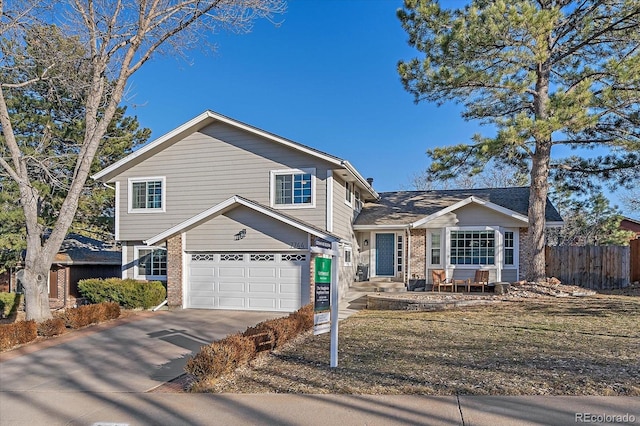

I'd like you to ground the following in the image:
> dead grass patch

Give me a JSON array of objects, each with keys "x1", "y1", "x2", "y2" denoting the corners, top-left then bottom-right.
[{"x1": 206, "y1": 295, "x2": 640, "y2": 395}]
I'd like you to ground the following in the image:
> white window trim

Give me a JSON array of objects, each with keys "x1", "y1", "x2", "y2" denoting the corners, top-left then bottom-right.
[
  {"x1": 344, "y1": 246, "x2": 353, "y2": 266},
  {"x1": 427, "y1": 229, "x2": 444, "y2": 267},
  {"x1": 354, "y1": 189, "x2": 362, "y2": 212},
  {"x1": 270, "y1": 168, "x2": 316, "y2": 209},
  {"x1": 134, "y1": 245, "x2": 167, "y2": 281},
  {"x1": 128, "y1": 176, "x2": 166, "y2": 213},
  {"x1": 502, "y1": 228, "x2": 519, "y2": 269},
  {"x1": 445, "y1": 226, "x2": 500, "y2": 269},
  {"x1": 344, "y1": 181, "x2": 352, "y2": 207}
]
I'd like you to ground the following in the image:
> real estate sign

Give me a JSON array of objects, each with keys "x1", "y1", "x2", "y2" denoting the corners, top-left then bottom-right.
[{"x1": 314, "y1": 256, "x2": 331, "y2": 335}]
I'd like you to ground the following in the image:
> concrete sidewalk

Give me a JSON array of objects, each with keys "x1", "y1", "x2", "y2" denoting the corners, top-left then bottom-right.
[{"x1": 1, "y1": 392, "x2": 638, "y2": 425}]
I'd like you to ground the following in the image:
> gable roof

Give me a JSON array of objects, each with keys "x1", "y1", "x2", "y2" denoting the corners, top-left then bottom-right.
[
  {"x1": 353, "y1": 187, "x2": 564, "y2": 228},
  {"x1": 92, "y1": 110, "x2": 378, "y2": 199},
  {"x1": 145, "y1": 195, "x2": 343, "y2": 246},
  {"x1": 53, "y1": 234, "x2": 121, "y2": 265}
]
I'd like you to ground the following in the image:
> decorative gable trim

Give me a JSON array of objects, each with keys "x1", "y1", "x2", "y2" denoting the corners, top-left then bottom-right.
[
  {"x1": 410, "y1": 196, "x2": 530, "y2": 228},
  {"x1": 145, "y1": 195, "x2": 341, "y2": 246}
]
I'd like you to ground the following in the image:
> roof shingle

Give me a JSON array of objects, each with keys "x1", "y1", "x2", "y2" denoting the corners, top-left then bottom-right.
[{"x1": 354, "y1": 187, "x2": 563, "y2": 227}]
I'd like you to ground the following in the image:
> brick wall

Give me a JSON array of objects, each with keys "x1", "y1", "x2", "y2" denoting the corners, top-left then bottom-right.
[
  {"x1": 166, "y1": 234, "x2": 183, "y2": 307},
  {"x1": 409, "y1": 229, "x2": 426, "y2": 279}
]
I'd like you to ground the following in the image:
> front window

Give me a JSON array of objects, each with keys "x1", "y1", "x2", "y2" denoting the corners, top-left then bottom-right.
[
  {"x1": 135, "y1": 247, "x2": 167, "y2": 280},
  {"x1": 272, "y1": 169, "x2": 314, "y2": 207},
  {"x1": 397, "y1": 234, "x2": 403, "y2": 272},
  {"x1": 450, "y1": 230, "x2": 495, "y2": 265},
  {"x1": 129, "y1": 177, "x2": 165, "y2": 212},
  {"x1": 504, "y1": 231, "x2": 515, "y2": 265},
  {"x1": 355, "y1": 190, "x2": 362, "y2": 211},
  {"x1": 430, "y1": 232, "x2": 441, "y2": 265}
]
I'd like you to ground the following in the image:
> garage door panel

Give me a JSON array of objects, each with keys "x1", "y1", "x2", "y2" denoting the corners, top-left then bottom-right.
[
  {"x1": 279, "y1": 266, "x2": 301, "y2": 279},
  {"x1": 219, "y1": 267, "x2": 245, "y2": 278},
  {"x1": 219, "y1": 281, "x2": 246, "y2": 292},
  {"x1": 248, "y1": 282, "x2": 276, "y2": 293},
  {"x1": 218, "y1": 297, "x2": 246, "y2": 309},
  {"x1": 189, "y1": 296, "x2": 216, "y2": 309},
  {"x1": 190, "y1": 282, "x2": 214, "y2": 292},
  {"x1": 279, "y1": 283, "x2": 299, "y2": 295},
  {"x1": 190, "y1": 267, "x2": 215, "y2": 278},
  {"x1": 248, "y1": 267, "x2": 276, "y2": 278},
  {"x1": 187, "y1": 252, "x2": 306, "y2": 312}
]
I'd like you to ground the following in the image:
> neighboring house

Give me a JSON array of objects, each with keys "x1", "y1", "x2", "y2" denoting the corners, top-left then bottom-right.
[
  {"x1": 92, "y1": 110, "x2": 563, "y2": 313},
  {"x1": 620, "y1": 217, "x2": 640, "y2": 240},
  {"x1": 354, "y1": 189, "x2": 563, "y2": 287},
  {"x1": 47, "y1": 234, "x2": 121, "y2": 308},
  {"x1": 4, "y1": 234, "x2": 121, "y2": 308}
]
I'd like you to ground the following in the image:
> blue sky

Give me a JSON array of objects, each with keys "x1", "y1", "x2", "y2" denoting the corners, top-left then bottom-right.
[{"x1": 123, "y1": 0, "x2": 632, "y2": 215}]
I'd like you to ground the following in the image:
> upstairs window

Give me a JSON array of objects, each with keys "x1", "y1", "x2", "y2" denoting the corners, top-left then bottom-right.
[
  {"x1": 271, "y1": 169, "x2": 315, "y2": 208},
  {"x1": 355, "y1": 190, "x2": 362, "y2": 211},
  {"x1": 345, "y1": 181, "x2": 352, "y2": 204},
  {"x1": 129, "y1": 177, "x2": 165, "y2": 212}
]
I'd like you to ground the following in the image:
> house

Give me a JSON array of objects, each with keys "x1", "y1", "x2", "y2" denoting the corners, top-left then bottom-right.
[
  {"x1": 92, "y1": 110, "x2": 562, "y2": 312},
  {"x1": 92, "y1": 111, "x2": 378, "y2": 312},
  {"x1": 620, "y1": 217, "x2": 640, "y2": 240},
  {"x1": 3, "y1": 234, "x2": 121, "y2": 308},
  {"x1": 47, "y1": 234, "x2": 121, "y2": 308},
  {"x1": 354, "y1": 189, "x2": 563, "y2": 288}
]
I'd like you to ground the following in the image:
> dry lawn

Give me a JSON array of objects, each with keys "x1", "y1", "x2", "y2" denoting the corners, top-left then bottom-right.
[{"x1": 205, "y1": 295, "x2": 640, "y2": 395}]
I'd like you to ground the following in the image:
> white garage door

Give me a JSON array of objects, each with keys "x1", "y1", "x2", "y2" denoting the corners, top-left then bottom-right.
[{"x1": 186, "y1": 252, "x2": 309, "y2": 312}]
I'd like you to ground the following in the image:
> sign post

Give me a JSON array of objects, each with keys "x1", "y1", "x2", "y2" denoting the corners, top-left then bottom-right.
[
  {"x1": 310, "y1": 236, "x2": 339, "y2": 368},
  {"x1": 313, "y1": 256, "x2": 331, "y2": 335},
  {"x1": 330, "y1": 241, "x2": 339, "y2": 368}
]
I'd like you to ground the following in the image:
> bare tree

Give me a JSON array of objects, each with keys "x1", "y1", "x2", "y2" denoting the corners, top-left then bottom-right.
[{"x1": 0, "y1": 0, "x2": 286, "y2": 321}]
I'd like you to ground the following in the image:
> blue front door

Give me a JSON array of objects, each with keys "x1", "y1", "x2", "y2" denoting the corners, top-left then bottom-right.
[{"x1": 376, "y1": 233, "x2": 395, "y2": 276}]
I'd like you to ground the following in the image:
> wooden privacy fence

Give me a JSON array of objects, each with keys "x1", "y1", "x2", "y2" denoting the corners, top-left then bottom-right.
[
  {"x1": 631, "y1": 239, "x2": 640, "y2": 283},
  {"x1": 545, "y1": 245, "x2": 632, "y2": 290}
]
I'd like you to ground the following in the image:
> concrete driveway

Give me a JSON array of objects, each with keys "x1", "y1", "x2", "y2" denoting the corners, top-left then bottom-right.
[{"x1": 0, "y1": 309, "x2": 281, "y2": 393}]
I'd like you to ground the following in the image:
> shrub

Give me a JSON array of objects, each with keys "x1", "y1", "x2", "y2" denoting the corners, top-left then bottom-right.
[
  {"x1": 185, "y1": 333, "x2": 256, "y2": 381},
  {"x1": 0, "y1": 293, "x2": 21, "y2": 318},
  {"x1": 185, "y1": 303, "x2": 314, "y2": 388},
  {"x1": 0, "y1": 320, "x2": 37, "y2": 351},
  {"x1": 78, "y1": 278, "x2": 166, "y2": 309},
  {"x1": 37, "y1": 318, "x2": 66, "y2": 337},
  {"x1": 57, "y1": 302, "x2": 121, "y2": 329}
]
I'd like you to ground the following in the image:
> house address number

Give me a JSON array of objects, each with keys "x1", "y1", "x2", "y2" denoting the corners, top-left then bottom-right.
[{"x1": 290, "y1": 242, "x2": 307, "y2": 249}]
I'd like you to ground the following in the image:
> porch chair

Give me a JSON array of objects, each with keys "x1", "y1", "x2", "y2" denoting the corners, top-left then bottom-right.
[
  {"x1": 468, "y1": 270, "x2": 490, "y2": 293},
  {"x1": 431, "y1": 269, "x2": 454, "y2": 292}
]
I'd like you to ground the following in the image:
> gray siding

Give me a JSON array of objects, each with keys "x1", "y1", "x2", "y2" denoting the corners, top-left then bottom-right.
[
  {"x1": 332, "y1": 176, "x2": 358, "y2": 239},
  {"x1": 501, "y1": 269, "x2": 518, "y2": 282},
  {"x1": 453, "y1": 204, "x2": 526, "y2": 228},
  {"x1": 422, "y1": 204, "x2": 527, "y2": 229},
  {"x1": 115, "y1": 122, "x2": 333, "y2": 241},
  {"x1": 185, "y1": 206, "x2": 309, "y2": 251}
]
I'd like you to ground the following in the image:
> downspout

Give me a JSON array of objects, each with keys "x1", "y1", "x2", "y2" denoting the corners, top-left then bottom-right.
[{"x1": 152, "y1": 299, "x2": 168, "y2": 311}]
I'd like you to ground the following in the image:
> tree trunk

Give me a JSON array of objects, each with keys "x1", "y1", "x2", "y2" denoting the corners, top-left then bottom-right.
[
  {"x1": 527, "y1": 142, "x2": 551, "y2": 282},
  {"x1": 22, "y1": 261, "x2": 53, "y2": 321}
]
